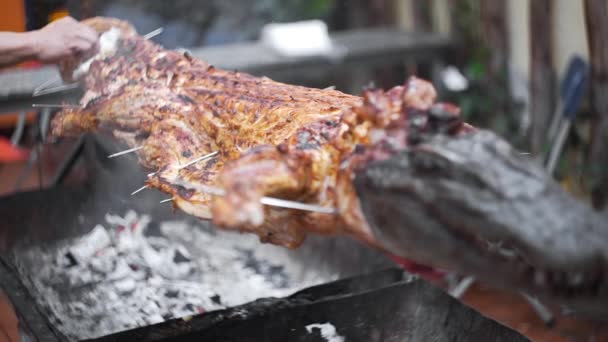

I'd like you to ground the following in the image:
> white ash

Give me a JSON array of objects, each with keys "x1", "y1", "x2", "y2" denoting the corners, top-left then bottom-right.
[
  {"x1": 306, "y1": 323, "x2": 346, "y2": 342},
  {"x1": 13, "y1": 210, "x2": 333, "y2": 341}
]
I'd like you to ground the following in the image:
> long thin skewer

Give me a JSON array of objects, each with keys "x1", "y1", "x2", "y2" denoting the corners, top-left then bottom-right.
[
  {"x1": 32, "y1": 104, "x2": 80, "y2": 109},
  {"x1": 33, "y1": 83, "x2": 80, "y2": 97},
  {"x1": 33, "y1": 77, "x2": 60, "y2": 95},
  {"x1": 131, "y1": 185, "x2": 149, "y2": 196},
  {"x1": 107, "y1": 146, "x2": 144, "y2": 158},
  {"x1": 449, "y1": 276, "x2": 476, "y2": 299},
  {"x1": 143, "y1": 27, "x2": 164, "y2": 40},
  {"x1": 178, "y1": 151, "x2": 218, "y2": 170},
  {"x1": 260, "y1": 197, "x2": 336, "y2": 214},
  {"x1": 192, "y1": 184, "x2": 335, "y2": 214},
  {"x1": 158, "y1": 188, "x2": 336, "y2": 214},
  {"x1": 449, "y1": 275, "x2": 554, "y2": 325},
  {"x1": 136, "y1": 152, "x2": 219, "y2": 193},
  {"x1": 151, "y1": 151, "x2": 334, "y2": 214}
]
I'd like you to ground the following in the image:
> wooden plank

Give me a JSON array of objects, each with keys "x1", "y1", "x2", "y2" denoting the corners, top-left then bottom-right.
[
  {"x1": 191, "y1": 29, "x2": 452, "y2": 75},
  {"x1": 584, "y1": 0, "x2": 608, "y2": 209},
  {"x1": 529, "y1": 0, "x2": 555, "y2": 154},
  {"x1": 480, "y1": 0, "x2": 508, "y2": 75}
]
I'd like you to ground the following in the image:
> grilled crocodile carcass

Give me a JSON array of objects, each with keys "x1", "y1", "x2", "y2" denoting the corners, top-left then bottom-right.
[
  {"x1": 51, "y1": 17, "x2": 471, "y2": 251},
  {"x1": 51, "y1": 17, "x2": 608, "y2": 318}
]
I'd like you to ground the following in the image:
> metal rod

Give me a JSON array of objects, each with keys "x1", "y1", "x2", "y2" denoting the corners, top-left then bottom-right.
[
  {"x1": 546, "y1": 101, "x2": 564, "y2": 147},
  {"x1": 50, "y1": 136, "x2": 86, "y2": 186},
  {"x1": 33, "y1": 83, "x2": 80, "y2": 97},
  {"x1": 260, "y1": 196, "x2": 337, "y2": 214},
  {"x1": 107, "y1": 146, "x2": 144, "y2": 158},
  {"x1": 36, "y1": 143, "x2": 43, "y2": 190},
  {"x1": 32, "y1": 104, "x2": 80, "y2": 109},
  {"x1": 178, "y1": 151, "x2": 218, "y2": 169},
  {"x1": 160, "y1": 198, "x2": 173, "y2": 204},
  {"x1": 33, "y1": 77, "x2": 60, "y2": 95},
  {"x1": 10, "y1": 112, "x2": 26, "y2": 146},
  {"x1": 13, "y1": 146, "x2": 39, "y2": 191},
  {"x1": 449, "y1": 276, "x2": 476, "y2": 299},
  {"x1": 521, "y1": 293, "x2": 555, "y2": 326},
  {"x1": 131, "y1": 185, "x2": 149, "y2": 196},
  {"x1": 143, "y1": 27, "x2": 164, "y2": 40},
  {"x1": 195, "y1": 184, "x2": 336, "y2": 214},
  {"x1": 545, "y1": 120, "x2": 571, "y2": 175},
  {"x1": 39, "y1": 108, "x2": 52, "y2": 143}
]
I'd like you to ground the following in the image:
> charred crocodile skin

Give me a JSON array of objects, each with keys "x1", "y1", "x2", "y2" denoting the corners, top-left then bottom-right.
[{"x1": 355, "y1": 130, "x2": 608, "y2": 317}]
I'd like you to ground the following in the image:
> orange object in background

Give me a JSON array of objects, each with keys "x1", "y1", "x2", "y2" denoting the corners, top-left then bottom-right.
[
  {"x1": 0, "y1": 0, "x2": 26, "y2": 32},
  {"x1": 49, "y1": 8, "x2": 69, "y2": 22}
]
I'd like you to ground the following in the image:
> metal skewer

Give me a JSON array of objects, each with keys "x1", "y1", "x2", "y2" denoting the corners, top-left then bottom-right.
[
  {"x1": 131, "y1": 185, "x2": 149, "y2": 196},
  {"x1": 178, "y1": 151, "x2": 218, "y2": 170},
  {"x1": 195, "y1": 184, "x2": 336, "y2": 214},
  {"x1": 155, "y1": 180, "x2": 335, "y2": 214},
  {"x1": 449, "y1": 276, "x2": 476, "y2": 299},
  {"x1": 137, "y1": 152, "x2": 219, "y2": 193},
  {"x1": 107, "y1": 146, "x2": 144, "y2": 158},
  {"x1": 32, "y1": 104, "x2": 80, "y2": 109},
  {"x1": 143, "y1": 27, "x2": 164, "y2": 40},
  {"x1": 33, "y1": 77, "x2": 60, "y2": 95},
  {"x1": 260, "y1": 197, "x2": 336, "y2": 214},
  {"x1": 159, "y1": 198, "x2": 173, "y2": 204},
  {"x1": 33, "y1": 83, "x2": 80, "y2": 97}
]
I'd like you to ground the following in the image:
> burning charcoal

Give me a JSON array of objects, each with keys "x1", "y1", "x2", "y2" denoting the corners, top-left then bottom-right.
[
  {"x1": 305, "y1": 323, "x2": 345, "y2": 342},
  {"x1": 144, "y1": 221, "x2": 163, "y2": 237},
  {"x1": 17, "y1": 209, "x2": 330, "y2": 340},
  {"x1": 183, "y1": 303, "x2": 196, "y2": 313},
  {"x1": 114, "y1": 278, "x2": 136, "y2": 294},
  {"x1": 60, "y1": 252, "x2": 78, "y2": 268},
  {"x1": 165, "y1": 290, "x2": 180, "y2": 298},
  {"x1": 173, "y1": 247, "x2": 191, "y2": 263},
  {"x1": 68, "y1": 225, "x2": 111, "y2": 263},
  {"x1": 89, "y1": 257, "x2": 116, "y2": 275},
  {"x1": 210, "y1": 294, "x2": 222, "y2": 305}
]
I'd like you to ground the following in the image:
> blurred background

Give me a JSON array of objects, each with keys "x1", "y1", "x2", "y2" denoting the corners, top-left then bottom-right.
[
  {"x1": 0, "y1": 1, "x2": 607, "y2": 341},
  {"x1": 1, "y1": 0, "x2": 605, "y2": 212}
]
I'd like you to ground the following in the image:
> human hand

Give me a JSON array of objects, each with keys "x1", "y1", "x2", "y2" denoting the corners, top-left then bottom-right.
[{"x1": 29, "y1": 17, "x2": 98, "y2": 64}]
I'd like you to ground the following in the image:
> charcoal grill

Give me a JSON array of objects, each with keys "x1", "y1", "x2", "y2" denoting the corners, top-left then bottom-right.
[{"x1": 0, "y1": 136, "x2": 529, "y2": 341}]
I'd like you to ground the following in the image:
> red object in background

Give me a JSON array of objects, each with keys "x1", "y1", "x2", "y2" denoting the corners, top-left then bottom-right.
[
  {"x1": 0, "y1": 136, "x2": 29, "y2": 163},
  {"x1": 20, "y1": 61, "x2": 43, "y2": 69},
  {"x1": 388, "y1": 254, "x2": 446, "y2": 282}
]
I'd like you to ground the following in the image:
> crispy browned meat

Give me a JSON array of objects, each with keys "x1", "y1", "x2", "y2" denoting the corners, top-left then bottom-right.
[{"x1": 51, "y1": 17, "x2": 468, "y2": 249}]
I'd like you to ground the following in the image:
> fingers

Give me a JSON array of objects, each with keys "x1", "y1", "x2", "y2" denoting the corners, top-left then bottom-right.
[
  {"x1": 74, "y1": 25, "x2": 99, "y2": 44},
  {"x1": 69, "y1": 38, "x2": 95, "y2": 54},
  {"x1": 51, "y1": 16, "x2": 99, "y2": 43}
]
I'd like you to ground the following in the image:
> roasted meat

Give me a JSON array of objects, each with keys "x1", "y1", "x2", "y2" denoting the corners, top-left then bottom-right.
[{"x1": 51, "y1": 17, "x2": 470, "y2": 249}]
